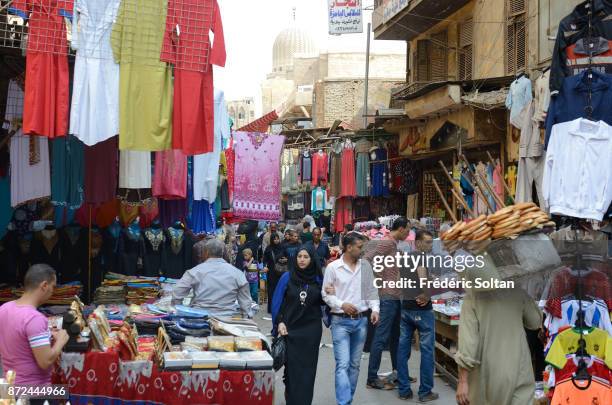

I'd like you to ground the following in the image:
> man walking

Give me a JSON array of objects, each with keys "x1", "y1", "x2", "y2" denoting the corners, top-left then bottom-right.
[
  {"x1": 323, "y1": 232, "x2": 380, "y2": 405},
  {"x1": 306, "y1": 227, "x2": 330, "y2": 268},
  {"x1": 363, "y1": 217, "x2": 410, "y2": 390},
  {"x1": 397, "y1": 230, "x2": 439, "y2": 402}
]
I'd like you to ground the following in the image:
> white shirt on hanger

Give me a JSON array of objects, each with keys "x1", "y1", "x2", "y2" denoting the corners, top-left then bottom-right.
[{"x1": 543, "y1": 118, "x2": 612, "y2": 220}]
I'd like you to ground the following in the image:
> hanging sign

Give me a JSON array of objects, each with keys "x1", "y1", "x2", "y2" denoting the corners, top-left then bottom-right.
[
  {"x1": 383, "y1": 0, "x2": 409, "y2": 23},
  {"x1": 328, "y1": 0, "x2": 363, "y2": 35}
]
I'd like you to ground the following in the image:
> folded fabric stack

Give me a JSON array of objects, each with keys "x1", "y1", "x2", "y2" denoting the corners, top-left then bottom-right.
[
  {"x1": 9, "y1": 283, "x2": 83, "y2": 305},
  {"x1": 0, "y1": 286, "x2": 16, "y2": 302},
  {"x1": 94, "y1": 285, "x2": 127, "y2": 305},
  {"x1": 126, "y1": 282, "x2": 160, "y2": 304}
]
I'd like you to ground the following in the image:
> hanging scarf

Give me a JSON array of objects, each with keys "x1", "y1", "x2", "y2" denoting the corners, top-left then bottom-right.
[{"x1": 290, "y1": 244, "x2": 322, "y2": 286}]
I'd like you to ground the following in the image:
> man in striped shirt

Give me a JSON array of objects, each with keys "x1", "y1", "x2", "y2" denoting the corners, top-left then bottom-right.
[{"x1": 0, "y1": 264, "x2": 69, "y2": 385}]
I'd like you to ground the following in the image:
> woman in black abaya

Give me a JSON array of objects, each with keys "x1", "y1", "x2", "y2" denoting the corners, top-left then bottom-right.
[
  {"x1": 272, "y1": 245, "x2": 323, "y2": 405},
  {"x1": 263, "y1": 233, "x2": 284, "y2": 313}
]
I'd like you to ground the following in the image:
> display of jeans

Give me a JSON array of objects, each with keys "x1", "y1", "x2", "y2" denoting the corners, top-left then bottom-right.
[
  {"x1": 397, "y1": 309, "x2": 435, "y2": 400},
  {"x1": 331, "y1": 316, "x2": 368, "y2": 405},
  {"x1": 367, "y1": 299, "x2": 400, "y2": 383}
]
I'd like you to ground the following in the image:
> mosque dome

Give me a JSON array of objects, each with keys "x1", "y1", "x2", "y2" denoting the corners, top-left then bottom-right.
[{"x1": 272, "y1": 27, "x2": 318, "y2": 73}]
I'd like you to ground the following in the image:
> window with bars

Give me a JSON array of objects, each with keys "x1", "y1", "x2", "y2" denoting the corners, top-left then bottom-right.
[
  {"x1": 413, "y1": 30, "x2": 448, "y2": 83},
  {"x1": 506, "y1": 0, "x2": 527, "y2": 75},
  {"x1": 458, "y1": 18, "x2": 474, "y2": 80}
]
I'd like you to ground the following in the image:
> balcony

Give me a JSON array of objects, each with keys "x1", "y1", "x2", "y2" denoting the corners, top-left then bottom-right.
[{"x1": 373, "y1": 0, "x2": 472, "y2": 41}]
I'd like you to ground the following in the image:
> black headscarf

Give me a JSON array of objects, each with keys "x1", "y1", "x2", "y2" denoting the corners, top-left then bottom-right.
[
  {"x1": 290, "y1": 244, "x2": 322, "y2": 285},
  {"x1": 267, "y1": 233, "x2": 283, "y2": 256}
]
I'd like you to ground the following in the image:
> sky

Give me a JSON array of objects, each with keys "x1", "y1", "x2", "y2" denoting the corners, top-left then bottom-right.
[{"x1": 214, "y1": 0, "x2": 406, "y2": 115}]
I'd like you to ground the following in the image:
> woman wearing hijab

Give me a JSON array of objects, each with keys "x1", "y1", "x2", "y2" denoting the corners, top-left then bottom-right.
[
  {"x1": 263, "y1": 233, "x2": 284, "y2": 313},
  {"x1": 271, "y1": 245, "x2": 324, "y2": 405}
]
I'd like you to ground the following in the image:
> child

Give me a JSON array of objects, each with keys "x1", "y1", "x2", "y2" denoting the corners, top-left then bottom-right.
[{"x1": 241, "y1": 248, "x2": 259, "y2": 303}]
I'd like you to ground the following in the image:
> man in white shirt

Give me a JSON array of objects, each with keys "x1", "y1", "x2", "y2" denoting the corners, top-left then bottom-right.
[{"x1": 323, "y1": 232, "x2": 380, "y2": 405}]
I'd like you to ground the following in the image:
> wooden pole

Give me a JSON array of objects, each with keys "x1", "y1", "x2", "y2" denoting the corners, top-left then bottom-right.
[
  {"x1": 88, "y1": 205, "x2": 92, "y2": 304},
  {"x1": 432, "y1": 178, "x2": 458, "y2": 223},
  {"x1": 460, "y1": 154, "x2": 506, "y2": 209},
  {"x1": 486, "y1": 151, "x2": 514, "y2": 204},
  {"x1": 477, "y1": 172, "x2": 506, "y2": 208},
  {"x1": 456, "y1": 158, "x2": 494, "y2": 213},
  {"x1": 438, "y1": 160, "x2": 474, "y2": 217},
  {"x1": 450, "y1": 188, "x2": 475, "y2": 218}
]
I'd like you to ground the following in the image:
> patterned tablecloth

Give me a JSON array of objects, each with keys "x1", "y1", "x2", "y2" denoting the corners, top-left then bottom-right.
[{"x1": 53, "y1": 351, "x2": 275, "y2": 404}]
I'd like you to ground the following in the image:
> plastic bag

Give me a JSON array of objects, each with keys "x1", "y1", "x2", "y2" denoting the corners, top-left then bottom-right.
[{"x1": 271, "y1": 336, "x2": 287, "y2": 371}]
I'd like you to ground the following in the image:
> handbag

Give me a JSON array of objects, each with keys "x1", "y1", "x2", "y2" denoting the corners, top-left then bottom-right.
[{"x1": 271, "y1": 335, "x2": 287, "y2": 371}]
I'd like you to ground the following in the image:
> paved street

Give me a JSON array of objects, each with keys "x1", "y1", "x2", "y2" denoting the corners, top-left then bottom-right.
[{"x1": 255, "y1": 314, "x2": 456, "y2": 405}]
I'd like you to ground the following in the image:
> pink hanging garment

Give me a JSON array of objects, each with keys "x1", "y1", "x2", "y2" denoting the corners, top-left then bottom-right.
[
  {"x1": 152, "y1": 150, "x2": 187, "y2": 199},
  {"x1": 493, "y1": 162, "x2": 504, "y2": 203},
  {"x1": 233, "y1": 132, "x2": 285, "y2": 220}
]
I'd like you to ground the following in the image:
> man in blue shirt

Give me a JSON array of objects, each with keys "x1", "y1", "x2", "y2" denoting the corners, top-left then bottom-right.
[{"x1": 305, "y1": 227, "x2": 330, "y2": 269}]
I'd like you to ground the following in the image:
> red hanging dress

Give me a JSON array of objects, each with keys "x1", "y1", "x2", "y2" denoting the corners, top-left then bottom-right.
[
  {"x1": 9, "y1": 0, "x2": 72, "y2": 138},
  {"x1": 161, "y1": 0, "x2": 226, "y2": 155}
]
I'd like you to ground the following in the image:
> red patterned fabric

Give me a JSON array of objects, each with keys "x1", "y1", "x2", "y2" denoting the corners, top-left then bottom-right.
[
  {"x1": 237, "y1": 111, "x2": 279, "y2": 134},
  {"x1": 233, "y1": 132, "x2": 285, "y2": 220},
  {"x1": 53, "y1": 351, "x2": 274, "y2": 405},
  {"x1": 153, "y1": 150, "x2": 187, "y2": 199}
]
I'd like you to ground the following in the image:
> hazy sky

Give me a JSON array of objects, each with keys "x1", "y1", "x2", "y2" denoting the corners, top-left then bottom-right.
[{"x1": 215, "y1": 0, "x2": 405, "y2": 114}]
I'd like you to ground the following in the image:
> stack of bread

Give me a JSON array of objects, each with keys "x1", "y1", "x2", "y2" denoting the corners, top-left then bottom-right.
[
  {"x1": 489, "y1": 202, "x2": 554, "y2": 238},
  {"x1": 441, "y1": 203, "x2": 555, "y2": 247}
]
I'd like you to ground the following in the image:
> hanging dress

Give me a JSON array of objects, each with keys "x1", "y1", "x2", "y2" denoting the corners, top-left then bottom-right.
[
  {"x1": 142, "y1": 226, "x2": 165, "y2": 277},
  {"x1": 84, "y1": 136, "x2": 118, "y2": 205},
  {"x1": 340, "y1": 144, "x2": 356, "y2": 197},
  {"x1": 233, "y1": 132, "x2": 285, "y2": 220},
  {"x1": 119, "y1": 221, "x2": 143, "y2": 276},
  {"x1": 162, "y1": 0, "x2": 226, "y2": 155},
  {"x1": 163, "y1": 227, "x2": 193, "y2": 279},
  {"x1": 9, "y1": 0, "x2": 71, "y2": 138},
  {"x1": 152, "y1": 150, "x2": 187, "y2": 200},
  {"x1": 328, "y1": 143, "x2": 343, "y2": 198},
  {"x1": 7, "y1": 80, "x2": 51, "y2": 207},
  {"x1": 70, "y1": 0, "x2": 121, "y2": 145},
  {"x1": 118, "y1": 151, "x2": 152, "y2": 203},
  {"x1": 159, "y1": 199, "x2": 187, "y2": 228},
  {"x1": 371, "y1": 147, "x2": 390, "y2": 197},
  {"x1": 51, "y1": 135, "x2": 84, "y2": 209},
  {"x1": 193, "y1": 89, "x2": 230, "y2": 202},
  {"x1": 355, "y1": 139, "x2": 372, "y2": 197},
  {"x1": 111, "y1": 0, "x2": 172, "y2": 151}
]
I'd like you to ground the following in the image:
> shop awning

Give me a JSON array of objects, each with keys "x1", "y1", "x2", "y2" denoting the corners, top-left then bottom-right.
[
  {"x1": 461, "y1": 88, "x2": 509, "y2": 110},
  {"x1": 237, "y1": 110, "x2": 279, "y2": 133}
]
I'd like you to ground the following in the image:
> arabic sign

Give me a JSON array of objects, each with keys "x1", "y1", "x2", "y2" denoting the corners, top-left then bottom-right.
[
  {"x1": 383, "y1": 0, "x2": 409, "y2": 24},
  {"x1": 328, "y1": 0, "x2": 363, "y2": 35}
]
